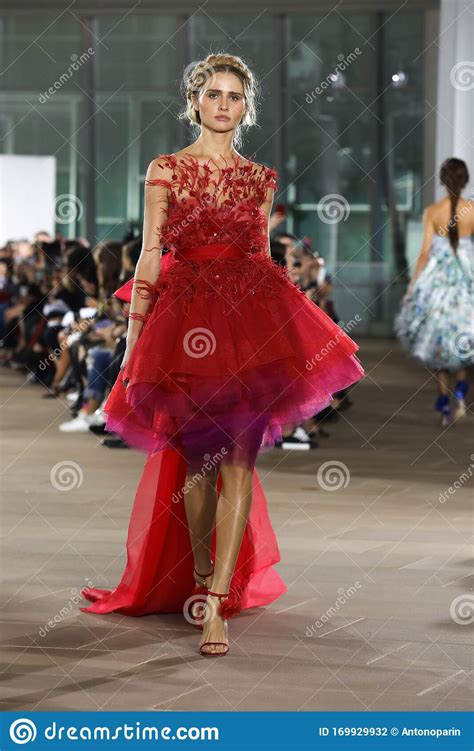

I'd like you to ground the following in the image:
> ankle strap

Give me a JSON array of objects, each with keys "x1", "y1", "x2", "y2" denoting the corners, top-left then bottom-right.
[
  {"x1": 194, "y1": 566, "x2": 214, "y2": 578},
  {"x1": 207, "y1": 590, "x2": 229, "y2": 598}
]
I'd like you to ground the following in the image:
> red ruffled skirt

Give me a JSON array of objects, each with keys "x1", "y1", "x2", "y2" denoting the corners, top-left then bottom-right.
[{"x1": 105, "y1": 243, "x2": 365, "y2": 470}]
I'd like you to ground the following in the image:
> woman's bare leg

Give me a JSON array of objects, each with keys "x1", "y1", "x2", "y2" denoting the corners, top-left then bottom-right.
[
  {"x1": 434, "y1": 369, "x2": 452, "y2": 427},
  {"x1": 453, "y1": 367, "x2": 468, "y2": 419},
  {"x1": 183, "y1": 467, "x2": 218, "y2": 576},
  {"x1": 199, "y1": 462, "x2": 253, "y2": 654},
  {"x1": 435, "y1": 368, "x2": 450, "y2": 395},
  {"x1": 51, "y1": 335, "x2": 71, "y2": 387}
]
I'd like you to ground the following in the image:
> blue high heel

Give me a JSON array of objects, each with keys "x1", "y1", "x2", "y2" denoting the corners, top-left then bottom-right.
[
  {"x1": 453, "y1": 380, "x2": 468, "y2": 420},
  {"x1": 435, "y1": 393, "x2": 452, "y2": 428}
]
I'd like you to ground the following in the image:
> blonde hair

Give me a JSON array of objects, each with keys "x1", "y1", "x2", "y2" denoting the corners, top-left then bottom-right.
[{"x1": 179, "y1": 53, "x2": 260, "y2": 148}]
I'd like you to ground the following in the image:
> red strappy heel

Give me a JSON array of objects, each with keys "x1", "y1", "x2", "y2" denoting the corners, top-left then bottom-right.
[
  {"x1": 199, "y1": 590, "x2": 230, "y2": 657},
  {"x1": 189, "y1": 566, "x2": 214, "y2": 630}
]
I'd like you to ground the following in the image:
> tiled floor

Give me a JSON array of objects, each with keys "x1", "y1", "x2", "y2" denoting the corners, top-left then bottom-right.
[{"x1": 1, "y1": 338, "x2": 473, "y2": 711}]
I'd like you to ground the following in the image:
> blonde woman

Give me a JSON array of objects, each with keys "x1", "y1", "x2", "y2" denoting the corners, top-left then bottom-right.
[{"x1": 81, "y1": 53, "x2": 365, "y2": 656}]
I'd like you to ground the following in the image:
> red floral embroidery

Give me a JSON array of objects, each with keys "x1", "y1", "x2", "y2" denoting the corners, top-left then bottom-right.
[
  {"x1": 132, "y1": 278, "x2": 159, "y2": 302},
  {"x1": 145, "y1": 152, "x2": 278, "y2": 255},
  {"x1": 127, "y1": 278, "x2": 159, "y2": 323},
  {"x1": 128, "y1": 311, "x2": 151, "y2": 323},
  {"x1": 140, "y1": 154, "x2": 284, "y2": 315},
  {"x1": 151, "y1": 252, "x2": 296, "y2": 316}
]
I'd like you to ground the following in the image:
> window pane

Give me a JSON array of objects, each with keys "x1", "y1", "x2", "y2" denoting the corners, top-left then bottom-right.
[{"x1": 287, "y1": 13, "x2": 376, "y2": 266}]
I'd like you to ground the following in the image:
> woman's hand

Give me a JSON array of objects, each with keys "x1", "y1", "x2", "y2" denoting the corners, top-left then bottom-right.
[
  {"x1": 120, "y1": 343, "x2": 136, "y2": 389},
  {"x1": 402, "y1": 282, "x2": 415, "y2": 305}
]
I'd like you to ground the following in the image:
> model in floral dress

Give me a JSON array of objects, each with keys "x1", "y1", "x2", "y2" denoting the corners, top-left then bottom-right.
[{"x1": 395, "y1": 158, "x2": 473, "y2": 427}]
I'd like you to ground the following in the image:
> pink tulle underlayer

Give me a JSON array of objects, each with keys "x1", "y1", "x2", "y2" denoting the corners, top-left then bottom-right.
[{"x1": 106, "y1": 249, "x2": 365, "y2": 469}]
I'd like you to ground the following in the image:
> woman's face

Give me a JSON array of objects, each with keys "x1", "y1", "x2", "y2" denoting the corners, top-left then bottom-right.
[{"x1": 193, "y1": 72, "x2": 245, "y2": 134}]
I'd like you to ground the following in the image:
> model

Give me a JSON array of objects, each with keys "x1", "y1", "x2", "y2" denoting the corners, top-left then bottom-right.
[
  {"x1": 395, "y1": 158, "x2": 473, "y2": 427},
  {"x1": 81, "y1": 53, "x2": 365, "y2": 656}
]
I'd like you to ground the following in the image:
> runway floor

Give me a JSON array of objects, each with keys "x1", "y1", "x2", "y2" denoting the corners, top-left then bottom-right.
[{"x1": 1, "y1": 338, "x2": 472, "y2": 711}]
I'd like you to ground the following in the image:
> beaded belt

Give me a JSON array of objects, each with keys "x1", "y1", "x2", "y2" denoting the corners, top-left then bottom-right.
[
  {"x1": 128, "y1": 243, "x2": 246, "y2": 324},
  {"x1": 175, "y1": 242, "x2": 246, "y2": 262}
]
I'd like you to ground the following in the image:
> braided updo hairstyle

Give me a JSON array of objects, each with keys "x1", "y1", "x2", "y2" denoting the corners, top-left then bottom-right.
[
  {"x1": 439, "y1": 158, "x2": 469, "y2": 254},
  {"x1": 179, "y1": 53, "x2": 260, "y2": 148}
]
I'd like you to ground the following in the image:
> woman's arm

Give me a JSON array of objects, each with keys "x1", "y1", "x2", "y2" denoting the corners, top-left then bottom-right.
[
  {"x1": 126, "y1": 158, "x2": 170, "y2": 349},
  {"x1": 260, "y1": 179, "x2": 276, "y2": 258}
]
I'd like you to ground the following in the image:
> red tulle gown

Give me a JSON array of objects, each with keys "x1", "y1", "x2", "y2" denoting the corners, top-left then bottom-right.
[{"x1": 81, "y1": 152, "x2": 365, "y2": 617}]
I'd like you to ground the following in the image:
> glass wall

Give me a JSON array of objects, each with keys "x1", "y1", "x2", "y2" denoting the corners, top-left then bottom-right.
[{"x1": 0, "y1": 7, "x2": 427, "y2": 332}]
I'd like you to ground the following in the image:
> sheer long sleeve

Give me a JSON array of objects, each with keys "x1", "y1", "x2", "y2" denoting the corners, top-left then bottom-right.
[{"x1": 127, "y1": 158, "x2": 170, "y2": 343}]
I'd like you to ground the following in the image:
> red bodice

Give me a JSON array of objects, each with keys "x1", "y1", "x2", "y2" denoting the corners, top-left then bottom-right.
[
  {"x1": 145, "y1": 152, "x2": 278, "y2": 255},
  {"x1": 124, "y1": 151, "x2": 289, "y2": 316}
]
